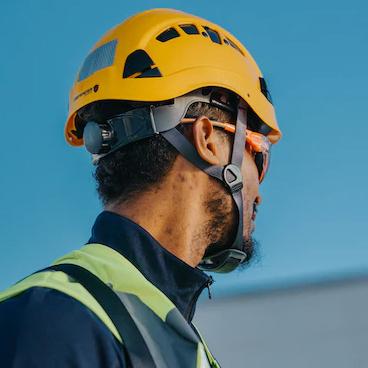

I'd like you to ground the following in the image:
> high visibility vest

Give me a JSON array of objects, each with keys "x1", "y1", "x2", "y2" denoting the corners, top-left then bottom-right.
[{"x1": 0, "y1": 243, "x2": 220, "y2": 368}]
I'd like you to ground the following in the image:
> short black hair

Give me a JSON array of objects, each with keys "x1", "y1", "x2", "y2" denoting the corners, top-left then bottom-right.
[{"x1": 78, "y1": 94, "x2": 235, "y2": 206}]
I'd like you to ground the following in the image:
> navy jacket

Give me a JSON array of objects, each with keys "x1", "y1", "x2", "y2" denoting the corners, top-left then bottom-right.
[{"x1": 0, "y1": 211, "x2": 212, "y2": 367}]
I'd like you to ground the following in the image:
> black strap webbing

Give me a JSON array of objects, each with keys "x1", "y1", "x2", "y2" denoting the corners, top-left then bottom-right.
[{"x1": 35, "y1": 263, "x2": 157, "y2": 368}]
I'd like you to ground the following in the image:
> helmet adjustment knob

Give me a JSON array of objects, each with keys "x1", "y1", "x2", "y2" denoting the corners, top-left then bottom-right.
[{"x1": 83, "y1": 121, "x2": 114, "y2": 154}]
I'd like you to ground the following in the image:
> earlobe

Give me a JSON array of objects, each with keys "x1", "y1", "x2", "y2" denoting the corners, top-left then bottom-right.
[{"x1": 192, "y1": 116, "x2": 221, "y2": 165}]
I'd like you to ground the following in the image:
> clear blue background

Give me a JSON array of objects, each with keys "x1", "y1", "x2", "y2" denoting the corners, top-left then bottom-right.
[{"x1": 1, "y1": 0, "x2": 367, "y2": 294}]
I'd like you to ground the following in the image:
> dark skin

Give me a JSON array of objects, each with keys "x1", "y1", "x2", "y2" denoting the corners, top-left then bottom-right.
[{"x1": 107, "y1": 116, "x2": 261, "y2": 268}]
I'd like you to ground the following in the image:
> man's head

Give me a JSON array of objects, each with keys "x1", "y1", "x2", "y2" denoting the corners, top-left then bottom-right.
[
  {"x1": 65, "y1": 8, "x2": 281, "y2": 272},
  {"x1": 78, "y1": 92, "x2": 262, "y2": 267}
]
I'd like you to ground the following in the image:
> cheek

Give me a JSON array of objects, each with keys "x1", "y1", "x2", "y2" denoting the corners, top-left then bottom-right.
[
  {"x1": 242, "y1": 151, "x2": 259, "y2": 193},
  {"x1": 241, "y1": 151, "x2": 260, "y2": 210}
]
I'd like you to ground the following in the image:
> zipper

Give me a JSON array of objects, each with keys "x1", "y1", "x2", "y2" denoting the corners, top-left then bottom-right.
[
  {"x1": 186, "y1": 276, "x2": 214, "y2": 321},
  {"x1": 206, "y1": 276, "x2": 214, "y2": 299}
]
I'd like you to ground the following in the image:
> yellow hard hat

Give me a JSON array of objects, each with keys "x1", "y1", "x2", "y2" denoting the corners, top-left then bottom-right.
[{"x1": 65, "y1": 8, "x2": 281, "y2": 146}]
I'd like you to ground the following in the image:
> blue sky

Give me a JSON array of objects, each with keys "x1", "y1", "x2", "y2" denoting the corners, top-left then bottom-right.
[{"x1": 0, "y1": 0, "x2": 367, "y2": 294}]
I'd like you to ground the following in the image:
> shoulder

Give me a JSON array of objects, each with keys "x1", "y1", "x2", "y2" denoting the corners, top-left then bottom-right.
[{"x1": 0, "y1": 286, "x2": 127, "y2": 368}]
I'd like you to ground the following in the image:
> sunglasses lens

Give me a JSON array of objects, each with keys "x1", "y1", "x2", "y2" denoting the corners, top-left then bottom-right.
[
  {"x1": 254, "y1": 151, "x2": 270, "y2": 182},
  {"x1": 246, "y1": 131, "x2": 271, "y2": 182}
]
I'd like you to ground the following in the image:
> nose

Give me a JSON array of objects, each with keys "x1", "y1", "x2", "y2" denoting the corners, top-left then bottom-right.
[{"x1": 255, "y1": 195, "x2": 262, "y2": 205}]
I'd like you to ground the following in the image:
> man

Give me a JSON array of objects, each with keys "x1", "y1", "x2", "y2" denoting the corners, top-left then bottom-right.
[{"x1": 0, "y1": 8, "x2": 281, "y2": 368}]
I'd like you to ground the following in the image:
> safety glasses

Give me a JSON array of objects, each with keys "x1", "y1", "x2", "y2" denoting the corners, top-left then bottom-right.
[{"x1": 181, "y1": 118, "x2": 271, "y2": 183}]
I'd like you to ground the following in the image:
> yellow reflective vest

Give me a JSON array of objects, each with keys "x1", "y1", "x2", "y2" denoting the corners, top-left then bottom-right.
[{"x1": 0, "y1": 243, "x2": 220, "y2": 368}]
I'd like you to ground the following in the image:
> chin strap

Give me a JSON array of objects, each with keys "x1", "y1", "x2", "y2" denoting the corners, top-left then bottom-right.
[{"x1": 161, "y1": 106, "x2": 248, "y2": 273}]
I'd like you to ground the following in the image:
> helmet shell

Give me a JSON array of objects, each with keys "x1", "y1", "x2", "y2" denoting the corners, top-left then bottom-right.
[{"x1": 65, "y1": 8, "x2": 281, "y2": 145}]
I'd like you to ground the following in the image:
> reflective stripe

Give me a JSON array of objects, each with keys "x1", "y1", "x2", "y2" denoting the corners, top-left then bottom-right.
[
  {"x1": 0, "y1": 270, "x2": 121, "y2": 341},
  {"x1": 197, "y1": 343, "x2": 212, "y2": 368},
  {"x1": 192, "y1": 324, "x2": 221, "y2": 368}
]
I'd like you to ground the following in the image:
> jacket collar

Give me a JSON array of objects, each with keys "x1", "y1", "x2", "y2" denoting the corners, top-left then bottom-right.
[{"x1": 88, "y1": 211, "x2": 212, "y2": 322}]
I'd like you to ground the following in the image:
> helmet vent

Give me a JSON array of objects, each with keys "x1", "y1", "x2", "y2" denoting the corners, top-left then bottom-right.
[
  {"x1": 224, "y1": 37, "x2": 244, "y2": 55},
  {"x1": 78, "y1": 39, "x2": 117, "y2": 81},
  {"x1": 123, "y1": 49, "x2": 162, "y2": 78},
  {"x1": 179, "y1": 24, "x2": 199, "y2": 35},
  {"x1": 203, "y1": 26, "x2": 222, "y2": 44},
  {"x1": 259, "y1": 77, "x2": 273, "y2": 103},
  {"x1": 156, "y1": 27, "x2": 180, "y2": 42}
]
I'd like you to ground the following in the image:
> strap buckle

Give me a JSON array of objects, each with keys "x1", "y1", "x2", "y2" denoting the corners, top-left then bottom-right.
[{"x1": 222, "y1": 164, "x2": 243, "y2": 193}]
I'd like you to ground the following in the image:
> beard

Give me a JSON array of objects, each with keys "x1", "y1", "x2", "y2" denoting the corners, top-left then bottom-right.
[{"x1": 203, "y1": 186, "x2": 259, "y2": 270}]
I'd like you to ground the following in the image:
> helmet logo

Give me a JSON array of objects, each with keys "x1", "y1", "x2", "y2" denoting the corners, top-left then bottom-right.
[{"x1": 73, "y1": 84, "x2": 99, "y2": 102}]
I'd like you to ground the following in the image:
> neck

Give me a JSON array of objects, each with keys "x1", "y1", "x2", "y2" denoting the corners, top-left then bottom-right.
[{"x1": 106, "y1": 161, "x2": 210, "y2": 267}]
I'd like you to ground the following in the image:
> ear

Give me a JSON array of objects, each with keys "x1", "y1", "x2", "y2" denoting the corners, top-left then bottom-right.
[{"x1": 192, "y1": 116, "x2": 221, "y2": 165}]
